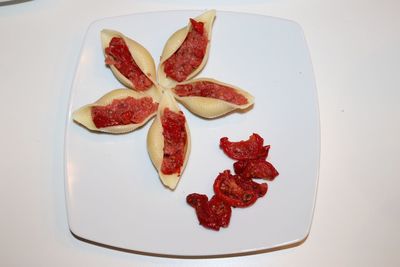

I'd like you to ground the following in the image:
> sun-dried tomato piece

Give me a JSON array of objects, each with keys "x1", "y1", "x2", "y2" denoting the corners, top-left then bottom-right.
[
  {"x1": 219, "y1": 133, "x2": 268, "y2": 160},
  {"x1": 234, "y1": 159, "x2": 279, "y2": 181},
  {"x1": 234, "y1": 175, "x2": 268, "y2": 198},
  {"x1": 213, "y1": 170, "x2": 258, "y2": 208},
  {"x1": 209, "y1": 195, "x2": 232, "y2": 228},
  {"x1": 257, "y1": 145, "x2": 270, "y2": 160},
  {"x1": 187, "y1": 193, "x2": 219, "y2": 230},
  {"x1": 186, "y1": 193, "x2": 232, "y2": 231},
  {"x1": 187, "y1": 193, "x2": 208, "y2": 208}
]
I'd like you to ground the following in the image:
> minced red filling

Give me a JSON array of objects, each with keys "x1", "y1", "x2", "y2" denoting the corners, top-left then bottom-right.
[
  {"x1": 91, "y1": 96, "x2": 158, "y2": 128},
  {"x1": 163, "y1": 19, "x2": 208, "y2": 82},
  {"x1": 105, "y1": 37, "x2": 153, "y2": 91},
  {"x1": 161, "y1": 108, "x2": 187, "y2": 175},
  {"x1": 173, "y1": 81, "x2": 248, "y2": 105}
]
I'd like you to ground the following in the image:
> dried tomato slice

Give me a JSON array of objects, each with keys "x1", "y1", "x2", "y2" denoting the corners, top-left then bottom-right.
[
  {"x1": 219, "y1": 133, "x2": 268, "y2": 160},
  {"x1": 209, "y1": 195, "x2": 232, "y2": 228},
  {"x1": 187, "y1": 193, "x2": 208, "y2": 208},
  {"x1": 186, "y1": 193, "x2": 232, "y2": 231},
  {"x1": 232, "y1": 145, "x2": 270, "y2": 173},
  {"x1": 257, "y1": 145, "x2": 270, "y2": 160},
  {"x1": 234, "y1": 159, "x2": 279, "y2": 181},
  {"x1": 232, "y1": 160, "x2": 247, "y2": 174},
  {"x1": 186, "y1": 193, "x2": 219, "y2": 230},
  {"x1": 234, "y1": 175, "x2": 268, "y2": 198},
  {"x1": 213, "y1": 170, "x2": 258, "y2": 208}
]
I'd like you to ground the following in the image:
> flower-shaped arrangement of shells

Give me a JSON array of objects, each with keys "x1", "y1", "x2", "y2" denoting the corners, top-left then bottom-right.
[{"x1": 72, "y1": 10, "x2": 254, "y2": 190}]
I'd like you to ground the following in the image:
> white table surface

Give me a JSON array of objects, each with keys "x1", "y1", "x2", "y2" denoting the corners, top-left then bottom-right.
[{"x1": 1, "y1": 0, "x2": 399, "y2": 266}]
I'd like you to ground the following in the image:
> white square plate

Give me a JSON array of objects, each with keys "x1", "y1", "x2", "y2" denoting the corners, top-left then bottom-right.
[{"x1": 65, "y1": 10, "x2": 320, "y2": 257}]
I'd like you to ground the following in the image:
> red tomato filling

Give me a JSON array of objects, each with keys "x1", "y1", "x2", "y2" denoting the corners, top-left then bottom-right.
[
  {"x1": 105, "y1": 37, "x2": 153, "y2": 91},
  {"x1": 161, "y1": 108, "x2": 187, "y2": 175},
  {"x1": 186, "y1": 193, "x2": 232, "y2": 231},
  {"x1": 163, "y1": 19, "x2": 208, "y2": 82},
  {"x1": 173, "y1": 81, "x2": 248, "y2": 105},
  {"x1": 91, "y1": 96, "x2": 158, "y2": 128},
  {"x1": 189, "y1": 18, "x2": 204, "y2": 34}
]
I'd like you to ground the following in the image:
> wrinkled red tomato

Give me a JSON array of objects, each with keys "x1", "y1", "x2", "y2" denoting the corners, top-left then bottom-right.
[
  {"x1": 105, "y1": 37, "x2": 153, "y2": 91},
  {"x1": 163, "y1": 18, "x2": 208, "y2": 82},
  {"x1": 234, "y1": 159, "x2": 279, "y2": 180},
  {"x1": 213, "y1": 170, "x2": 262, "y2": 208},
  {"x1": 234, "y1": 175, "x2": 268, "y2": 198},
  {"x1": 220, "y1": 133, "x2": 269, "y2": 160},
  {"x1": 186, "y1": 193, "x2": 232, "y2": 231},
  {"x1": 208, "y1": 195, "x2": 232, "y2": 228}
]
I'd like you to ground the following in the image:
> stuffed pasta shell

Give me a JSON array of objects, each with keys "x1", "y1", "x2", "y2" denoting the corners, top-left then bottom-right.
[
  {"x1": 170, "y1": 78, "x2": 254, "y2": 118},
  {"x1": 72, "y1": 89, "x2": 158, "y2": 134},
  {"x1": 147, "y1": 90, "x2": 191, "y2": 190},
  {"x1": 158, "y1": 10, "x2": 216, "y2": 88},
  {"x1": 101, "y1": 29, "x2": 161, "y2": 100}
]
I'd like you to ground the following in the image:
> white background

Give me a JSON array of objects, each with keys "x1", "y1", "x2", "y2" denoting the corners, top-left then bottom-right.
[{"x1": 1, "y1": 0, "x2": 399, "y2": 266}]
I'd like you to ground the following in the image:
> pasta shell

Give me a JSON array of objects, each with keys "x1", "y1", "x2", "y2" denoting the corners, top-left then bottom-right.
[
  {"x1": 147, "y1": 90, "x2": 191, "y2": 190},
  {"x1": 157, "y1": 10, "x2": 216, "y2": 88},
  {"x1": 101, "y1": 29, "x2": 161, "y2": 100},
  {"x1": 72, "y1": 88, "x2": 158, "y2": 134},
  {"x1": 170, "y1": 78, "x2": 254, "y2": 118}
]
